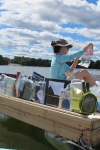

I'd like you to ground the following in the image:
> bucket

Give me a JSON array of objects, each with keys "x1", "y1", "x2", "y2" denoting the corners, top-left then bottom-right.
[
  {"x1": 70, "y1": 79, "x2": 89, "y2": 112},
  {"x1": 70, "y1": 79, "x2": 83, "y2": 111}
]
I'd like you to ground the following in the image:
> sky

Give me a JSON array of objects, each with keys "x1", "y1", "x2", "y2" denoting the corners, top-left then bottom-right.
[{"x1": 0, "y1": 0, "x2": 100, "y2": 61}]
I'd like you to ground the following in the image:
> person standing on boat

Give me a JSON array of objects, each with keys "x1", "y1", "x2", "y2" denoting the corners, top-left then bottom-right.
[{"x1": 50, "y1": 39, "x2": 97, "y2": 87}]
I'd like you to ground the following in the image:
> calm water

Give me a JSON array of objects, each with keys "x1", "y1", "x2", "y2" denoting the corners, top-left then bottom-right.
[
  {"x1": 0, "y1": 65, "x2": 100, "y2": 77},
  {"x1": 0, "y1": 65, "x2": 100, "y2": 150},
  {"x1": 0, "y1": 115, "x2": 56, "y2": 150}
]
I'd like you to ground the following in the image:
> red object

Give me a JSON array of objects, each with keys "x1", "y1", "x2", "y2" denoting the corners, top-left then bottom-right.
[{"x1": 14, "y1": 72, "x2": 21, "y2": 97}]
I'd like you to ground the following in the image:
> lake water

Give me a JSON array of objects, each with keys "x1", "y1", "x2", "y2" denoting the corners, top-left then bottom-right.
[
  {"x1": 0, "y1": 65, "x2": 100, "y2": 150},
  {"x1": 0, "y1": 65, "x2": 100, "y2": 77},
  {"x1": 0, "y1": 115, "x2": 56, "y2": 150}
]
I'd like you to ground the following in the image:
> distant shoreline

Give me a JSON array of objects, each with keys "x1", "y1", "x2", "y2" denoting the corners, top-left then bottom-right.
[{"x1": 8, "y1": 63, "x2": 21, "y2": 66}]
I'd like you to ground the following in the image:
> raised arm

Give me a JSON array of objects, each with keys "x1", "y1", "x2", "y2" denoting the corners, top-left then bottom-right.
[{"x1": 70, "y1": 57, "x2": 80, "y2": 71}]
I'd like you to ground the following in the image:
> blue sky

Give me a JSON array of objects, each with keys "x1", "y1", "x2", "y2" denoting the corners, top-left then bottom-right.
[{"x1": 0, "y1": 0, "x2": 100, "y2": 61}]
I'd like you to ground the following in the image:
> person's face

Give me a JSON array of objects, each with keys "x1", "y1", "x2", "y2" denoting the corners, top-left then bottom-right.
[{"x1": 61, "y1": 46, "x2": 69, "y2": 54}]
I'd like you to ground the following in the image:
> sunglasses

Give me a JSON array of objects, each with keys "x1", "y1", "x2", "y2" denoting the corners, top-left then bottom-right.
[{"x1": 65, "y1": 46, "x2": 69, "y2": 50}]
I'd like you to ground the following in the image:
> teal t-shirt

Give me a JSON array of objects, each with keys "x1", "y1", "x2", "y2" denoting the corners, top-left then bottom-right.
[{"x1": 50, "y1": 49, "x2": 84, "y2": 79}]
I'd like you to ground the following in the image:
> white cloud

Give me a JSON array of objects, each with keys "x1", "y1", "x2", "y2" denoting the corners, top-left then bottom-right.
[{"x1": 0, "y1": 0, "x2": 100, "y2": 60}]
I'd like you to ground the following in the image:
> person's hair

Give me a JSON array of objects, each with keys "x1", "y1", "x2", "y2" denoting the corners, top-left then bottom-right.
[{"x1": 51, "y1": 41, "x2": 61, "y2": 54}]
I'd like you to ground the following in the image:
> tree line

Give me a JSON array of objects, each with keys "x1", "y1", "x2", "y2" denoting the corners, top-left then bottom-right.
[{"x1": 0, "y1": 55, "x2": 100, "y2": 69}]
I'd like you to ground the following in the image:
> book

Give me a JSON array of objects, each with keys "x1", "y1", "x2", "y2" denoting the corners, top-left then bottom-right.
[{"x1": 32, "y1": 71, "x2": 45, "y2": 81}]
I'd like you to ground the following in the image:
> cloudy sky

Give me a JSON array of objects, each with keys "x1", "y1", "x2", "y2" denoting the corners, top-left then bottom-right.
[{"x1": 0, "y1": 0, "x2": 100, "y2": 61}]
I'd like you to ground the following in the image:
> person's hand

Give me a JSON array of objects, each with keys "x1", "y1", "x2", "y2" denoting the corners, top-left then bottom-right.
[
  {"x1": 82, "y1": 43, "x2": 93, "y2": 51},
  {"x1": 76, "y1": 56, "x2": 80, "y2": 59}
]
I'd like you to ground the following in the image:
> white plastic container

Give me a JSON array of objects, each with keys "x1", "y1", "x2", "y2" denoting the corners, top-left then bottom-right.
[{"x1": 70, "y1": 79, "x2": 83, "y2": 91}]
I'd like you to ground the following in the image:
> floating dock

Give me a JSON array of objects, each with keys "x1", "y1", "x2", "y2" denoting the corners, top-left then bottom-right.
[{"x1": 0, "y1": 94, "x2": 100, "y2": 146}]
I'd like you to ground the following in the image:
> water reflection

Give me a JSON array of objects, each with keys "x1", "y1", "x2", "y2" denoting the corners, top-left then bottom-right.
[{"x1": 0, "y1": 114, "x2": 56, "y2": 150}]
